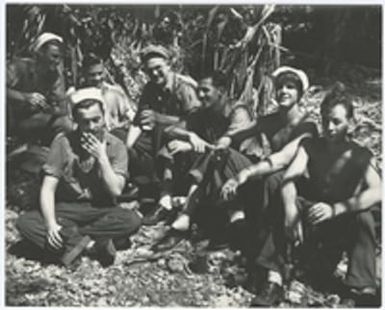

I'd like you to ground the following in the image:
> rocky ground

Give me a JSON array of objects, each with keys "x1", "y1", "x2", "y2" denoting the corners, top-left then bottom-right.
[{"x1": 5, "y1": 64, "x2": 382, "y2": 307}]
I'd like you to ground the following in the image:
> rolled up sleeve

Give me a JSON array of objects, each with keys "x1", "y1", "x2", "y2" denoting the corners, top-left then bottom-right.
[{"x1": 42, "y1": 134, "x2": 67, "y2": 178}]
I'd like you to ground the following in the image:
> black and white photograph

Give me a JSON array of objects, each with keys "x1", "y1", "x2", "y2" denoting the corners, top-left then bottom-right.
[{"x1": 5, "y1": 2, "x2": 382, "y2": 307}]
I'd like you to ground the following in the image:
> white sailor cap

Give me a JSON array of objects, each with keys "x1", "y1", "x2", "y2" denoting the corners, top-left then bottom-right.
[
  {"x1": 71, "y1": 87, "x2": 105, "y2": 106},
  {"x1": 32, "y1": 32, "x2": 63, "y2": 53},
  {"x1": 272, "y1": 66, "x2": 309, "y2": 93}
]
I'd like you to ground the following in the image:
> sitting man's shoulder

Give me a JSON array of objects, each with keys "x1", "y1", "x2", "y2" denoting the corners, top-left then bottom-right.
[
  {"x1": 174, "y1": 73, "x2": 198, "y2": 89},
  {"x1": 105, "y1": 132, "x2": 126, "y2": 148},
  {"x1": 8, "y1": 56, "x2": 35, "y2": 68},
  {"x1": 102, "y1": 82, "x2": 126, "y2": 96}
]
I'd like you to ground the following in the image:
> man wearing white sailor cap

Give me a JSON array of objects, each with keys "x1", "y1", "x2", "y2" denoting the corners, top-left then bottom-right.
[
  {"x1": 16, "y1": 87, "x2": 141, "y2": 267},
  {"x1": 7, "y1": 32, "x2": 72, "y2": 145}
]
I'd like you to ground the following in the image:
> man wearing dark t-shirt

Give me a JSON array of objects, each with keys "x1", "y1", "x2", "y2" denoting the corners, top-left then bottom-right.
[
  {"x1": 154, "y1": 67, "x2": 317, "y2": 252},
  {"x1": 279, "y1": 83, "x2": 381, "y2": 307},
  {"x1": 126, "y1": 45, "x2": 201, "y2": 189},
  {"x1": 151, "y1": 71, "x2": 253, "y2": 247}
]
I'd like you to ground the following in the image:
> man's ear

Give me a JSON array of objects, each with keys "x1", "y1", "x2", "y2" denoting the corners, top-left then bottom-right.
[{"x1": 219, "y1": 86, "x2": 228, "y2": 99}]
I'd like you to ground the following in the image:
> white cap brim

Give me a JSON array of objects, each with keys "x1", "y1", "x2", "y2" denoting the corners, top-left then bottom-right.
[
  {"x1": 33, "y1": 32, "x2": 63, "y2": 53},
  {"x1": 272, "y1": 66, "x2": 309, "y2": 93}
]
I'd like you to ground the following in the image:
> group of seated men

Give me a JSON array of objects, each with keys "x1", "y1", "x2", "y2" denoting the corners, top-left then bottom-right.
[{"x1": 7, "y1": 32, "x2": 381, "y2": 306}]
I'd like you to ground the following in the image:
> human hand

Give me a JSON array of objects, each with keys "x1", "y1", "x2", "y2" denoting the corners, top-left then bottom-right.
[
  {"x1": 47, "y1": 222, "x2": 63, "y2": 250},
  {"x1": 307, "y1": 202, "x2": 334, "y2": 225},
  {"x1": 188, "y1": 132, "x2": 210, "y2": 153},
  {"x1": 215, "y1": 136, "x2": 232, "y2": 150},
  {"x1": 168, "y1": 140, "x2": 193, "y2": 155},
  {"x1": 139, "y1": 109, "x2": 157, "y2": 130},
  {"x1": 24, "y1": 92, "x2": 48, "y2": 111},
  {"x1": 81, "y1": 132, "x2": 107, "y2": 161},
  {"x1": 221, "y1": 178, "x2": 240, "y2": 201}
]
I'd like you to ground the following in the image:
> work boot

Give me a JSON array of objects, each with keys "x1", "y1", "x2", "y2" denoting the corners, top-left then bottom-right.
[
  {"x1": 93, "y1": 239, "x2": 117, "y2": 267},
  {"x1": 152, "y1": 228, "x2": 188, "y2": 251},
  {"x1": 350, "y1": 287, "x2": 380, "y2": 307},
  {"x1": 250, "y1": 281, "x2": 284, "y2": 307},
  {"x1": 61, "y1": 235, "x2": 92, "y2": 267},
  {"x1": 142, "y1": 205, "x2": 176, "y2": 226}
]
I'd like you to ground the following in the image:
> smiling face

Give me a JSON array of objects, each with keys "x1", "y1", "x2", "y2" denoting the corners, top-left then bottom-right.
[
  {"x1": 275, "y1": 80, "x2": 300, "y2": 109},
  {"x1": 84, "y1": 63, "x2": 105, "y2": 88},
  {"x1": 197, "y1": 77, "x2": 222, "y2": 110},
  {"x1": 322, "y1": 103, "x2": 351, "y2": 143},
  {"x1": 144, "y1": 57, "x2": 170, "y2": 86},
  {"x1": 38, "y1": 43, "x2": 63, "y2": 72}
]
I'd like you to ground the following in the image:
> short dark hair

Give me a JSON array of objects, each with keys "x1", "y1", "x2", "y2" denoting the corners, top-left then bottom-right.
[
  {"x1": 200, "y1": 70, "x2": 228, "y2": 89},
  {"x1": 275, "y1": 72, "x2": 304, "y2": 98},
  {"x1": 72, "y1": 99, "x2": 104, "y2": 120},
  {"x1": 321, "y1": 82, "x2": 354, "y2": 119},
  {"x1": 82, "y1": 53, "x2": 103, "y2": 71}
]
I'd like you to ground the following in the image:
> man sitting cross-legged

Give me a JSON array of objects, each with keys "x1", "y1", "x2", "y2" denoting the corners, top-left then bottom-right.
[
  {"x1": 16, "y1": 88, "x2": 142, "y2": 267},
  {"x1": 253, "y1": 82, "x2": 381, "y2": 307}
]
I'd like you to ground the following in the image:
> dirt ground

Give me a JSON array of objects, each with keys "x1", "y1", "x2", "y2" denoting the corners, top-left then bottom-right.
[{"x1": 5, "y1": 65, "x2": 382, "y2": 307}]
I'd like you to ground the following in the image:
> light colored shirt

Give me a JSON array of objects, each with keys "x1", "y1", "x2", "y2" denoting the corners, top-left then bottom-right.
[{"x1": 43, "y1": 131, "x2": 128, "y2": 206}]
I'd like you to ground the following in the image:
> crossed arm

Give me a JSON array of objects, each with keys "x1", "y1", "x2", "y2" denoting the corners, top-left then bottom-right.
[
  {"x1": 221, "y1": 134, "x2": 311, "y2": 201},
  {"x1": 281, "y1": 146, "x2": 382, "y2": 243},
  {"x1": 164, "y1": 124, "x2": 213, "y2": 154}
]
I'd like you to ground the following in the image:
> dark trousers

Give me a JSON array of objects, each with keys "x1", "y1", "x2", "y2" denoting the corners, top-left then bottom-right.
[
  {"x1": 17, "y1": 113, "x2": 73, "y2": 146},
  {"x1": 183, "y1": 148, "x2": 253, "y2": 217},
  {"x1": 128, "y1": 131, "x2": 157, "y2": 181},
  {"x1": 240, "y1": 171, "x2": 286, "y2": 269},
  {"x1": 16, "y1": 202, "x2": 142, "y2": 256},
  {"x1": 255, "y1": 191, "x2": 377, "y2": 289},
  {"x1": 128, "y1": 125, "x2": 169, "y2": 185}
]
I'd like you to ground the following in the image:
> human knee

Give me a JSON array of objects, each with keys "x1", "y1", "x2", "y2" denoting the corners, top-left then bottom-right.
[
  {"x1": 131, "y1": 210, "x2": 142, "y2": 230},
  {"x1": 16, "y1": 212, "x2": 36, "y2": 235},
  {"x1": 355, "y1": 210, "x2": 376, "y2": 233},
  {"x1": 121, "y1": 210, "x2": 142, "y2": 234}
]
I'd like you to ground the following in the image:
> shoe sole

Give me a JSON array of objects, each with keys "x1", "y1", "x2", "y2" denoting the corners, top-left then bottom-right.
[{"x1": 61, "y1": 235, "x2": 92, "y2": 267}]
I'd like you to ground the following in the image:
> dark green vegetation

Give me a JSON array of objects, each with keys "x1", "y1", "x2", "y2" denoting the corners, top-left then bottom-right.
[{"x1": 6, "y1": 4, "x2": 381, "y2": 307}]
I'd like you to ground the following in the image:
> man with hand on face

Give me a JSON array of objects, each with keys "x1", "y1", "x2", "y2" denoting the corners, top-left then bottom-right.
[
  {"x1": 7, "y1": 32, "x2": 73, "y2": 145},
  {"x1": 81, "y1": 53, "x2": 135, "y2": 134},
  {"x1": 16, "y1": 88, "x2": 141, "y2": 267},
  {"x1": 279, "y1": 83, "x2": 381, "y2": 306},
  {"x1": 127, "y1": 44, "x2": 201, "y2": 197}
]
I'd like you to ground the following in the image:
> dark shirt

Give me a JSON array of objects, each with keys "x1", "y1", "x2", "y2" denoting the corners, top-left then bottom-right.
[
  {"x1": 258, "y1": 112, "x2": 318, "y2": 152},
  {"x1": 135, "y1": 72, "x2": 200, "y2": 121},
  {"x1": 301, "y1": 137, "x2": 373, "y2": 203},
  {"x1": 43, "y1": 131, "x2": 128, "y2": 207},
  {"x1": 232, "y1": 111, "x2": 318, "y2": 154},
  {"x1": 7, "y1": 57, "x2": 67, "y2": 121},
  {"x1": 186, "y1": 104, "x2": 252, "y2": 144}
]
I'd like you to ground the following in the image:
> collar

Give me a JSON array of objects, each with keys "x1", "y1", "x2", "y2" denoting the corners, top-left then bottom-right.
[
  {"x1": 223, "y1": 101, "x2": 233, "y2": 118},
  {"x1": 163, "y1": 72, "x2": 176, "y2": 92}
]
